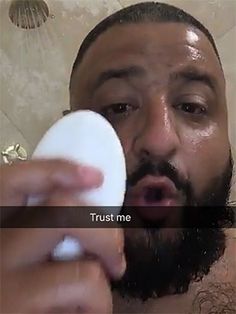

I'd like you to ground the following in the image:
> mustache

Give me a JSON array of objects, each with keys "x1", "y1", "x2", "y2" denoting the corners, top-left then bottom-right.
[{"x1": 127, "y1": 160, "x2": 191, "y2": 193}]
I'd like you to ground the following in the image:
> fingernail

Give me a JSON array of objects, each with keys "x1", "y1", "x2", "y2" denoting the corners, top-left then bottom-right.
[{"x1": 77, "y1": 165, "x2": 104, "y2": 186}]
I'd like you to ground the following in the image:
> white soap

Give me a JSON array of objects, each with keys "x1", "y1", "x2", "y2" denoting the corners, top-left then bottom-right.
[{"x1": 28, "y1": 110, "x2": 126, "y2": 260}]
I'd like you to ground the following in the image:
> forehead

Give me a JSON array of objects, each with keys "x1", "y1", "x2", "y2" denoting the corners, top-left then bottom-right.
[{"x1": 72, "y1": 22, "x2": 224, "y2": 91}]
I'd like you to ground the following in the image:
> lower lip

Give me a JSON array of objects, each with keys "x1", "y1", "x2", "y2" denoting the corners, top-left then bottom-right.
[{"x1": 127, "y1": 197, "x2": 177, "y2": 221}]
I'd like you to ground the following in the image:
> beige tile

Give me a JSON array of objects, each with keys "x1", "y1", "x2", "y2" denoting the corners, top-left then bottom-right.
[
  {"x1": 216, "y1": 27, "x2": 236, "y2": 202},
  {"x1": 217, "y1": 26, "x2": 236, "y2": 68},
  {"x1": 118, "y1": 0, "x2": 236, "y2": 39},
  {"x1": 217, "y1": 26, "x2": 236, "y2": 148},
  {"x1": 0, "y1": 110, "x2": 31, "y2": 164},
  {"x1": 225, "y1": 70, "x2": 236, "y2": 149},
  {"x1": 0, "y1": 0, "x2": 122, "y2": 149}
]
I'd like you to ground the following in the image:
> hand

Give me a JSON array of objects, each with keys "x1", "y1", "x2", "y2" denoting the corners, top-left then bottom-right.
[{"x1": 0, "y1": 160, "x2": 126, "y2": 313}]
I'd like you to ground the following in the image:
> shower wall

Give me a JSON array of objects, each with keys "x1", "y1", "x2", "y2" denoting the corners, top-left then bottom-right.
[{"x1": 0, "y1": 0, "x2": 235, "y2": 200}]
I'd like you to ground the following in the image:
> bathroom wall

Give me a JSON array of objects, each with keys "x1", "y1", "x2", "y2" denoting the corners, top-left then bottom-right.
[{"x1": 0, "y1": 0, "x2": 235, "y2": 200}]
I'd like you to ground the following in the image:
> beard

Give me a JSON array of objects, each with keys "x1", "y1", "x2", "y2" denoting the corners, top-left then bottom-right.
[{"x1": 112, "y1": 153, "x2": 235, "y2": 301}]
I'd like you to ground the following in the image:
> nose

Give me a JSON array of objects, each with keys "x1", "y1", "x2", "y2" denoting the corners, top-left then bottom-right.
[{"x1": 133, "y1": 93, "x2": 180, "y2": 161}]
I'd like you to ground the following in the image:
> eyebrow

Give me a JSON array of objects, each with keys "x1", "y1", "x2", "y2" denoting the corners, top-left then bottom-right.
[
  {"x1": 169, "y1": 67, "x2": 217, "y2": 93},
  {"x1": 92, "y1": 65, "x2": 146, "y2": 92},
  {"x1": 92, "y1": 65, "x2": 218, "y2": 95}
]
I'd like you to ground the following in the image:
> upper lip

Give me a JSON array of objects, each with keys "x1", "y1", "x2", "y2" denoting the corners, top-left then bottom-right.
[{"x1": 127, "y1": 175, "x2": 178, "y2": 200}]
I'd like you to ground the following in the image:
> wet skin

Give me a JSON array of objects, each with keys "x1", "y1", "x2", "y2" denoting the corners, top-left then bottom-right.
[{"x1": 70, "y1": 22, "x2": 230, "y2": 210}]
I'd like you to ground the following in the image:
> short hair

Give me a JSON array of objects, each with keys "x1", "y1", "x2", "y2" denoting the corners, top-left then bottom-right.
[{"x1": 70, "y1": 1, "x2": 220, "y2": 80}]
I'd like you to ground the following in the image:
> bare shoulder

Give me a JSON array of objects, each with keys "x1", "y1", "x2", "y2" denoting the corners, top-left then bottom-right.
[{"x1": 190, "y1": 229, "x2": 236, "y2": 313}]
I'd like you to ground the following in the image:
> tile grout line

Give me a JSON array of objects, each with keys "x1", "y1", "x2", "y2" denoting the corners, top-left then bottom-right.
[
  {"x1": 216, "y1": 23, "x2": 236, "y2": 41},
  {"x1": 0, "y1": 109, "x2": 32, "y2": 147}
]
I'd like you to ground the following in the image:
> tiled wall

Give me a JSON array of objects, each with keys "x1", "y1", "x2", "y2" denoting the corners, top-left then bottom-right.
[{"x1": 0, "y1": 0, "x2": 235, "y2": 200}]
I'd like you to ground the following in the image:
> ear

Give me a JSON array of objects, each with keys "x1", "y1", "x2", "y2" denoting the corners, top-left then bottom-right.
[{"x1": 62, "y1": 110, "x2": 71, "y2": 116}]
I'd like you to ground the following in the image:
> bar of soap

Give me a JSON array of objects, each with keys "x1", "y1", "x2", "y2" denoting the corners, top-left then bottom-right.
[{"x1": 28, "y1": 110, "x2": 126, "y2": 260}]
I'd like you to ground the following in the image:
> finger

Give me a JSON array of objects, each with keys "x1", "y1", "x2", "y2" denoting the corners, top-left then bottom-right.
[
  {"x1": 1, "y1": 193, "x2": 125, "y2": 279},
  {"x1": 1, "y1": 225, "x2": 125, "y2": 279},
  {"x1": 0, "y1": 159, "x2": 103, "y2": 206},
  {"x1": 2, "y1": 260, "x2": 112, "y2": 314}
]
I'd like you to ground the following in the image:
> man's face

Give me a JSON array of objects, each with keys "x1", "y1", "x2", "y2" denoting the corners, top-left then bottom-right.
[{"x1": 70, "y1": 23, "x2": 233, "y2": 299}]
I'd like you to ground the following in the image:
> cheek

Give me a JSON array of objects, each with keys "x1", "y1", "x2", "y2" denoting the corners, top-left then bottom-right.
[
  {"x1": 111, "y1": 121, "x2": 139, "y2": 175},
  {"x1": 182, "y1": 123, "x2": 230, "y2": 196},
  {"x1": 118, "y1": 129, "x2": 133, "y2": 155},
  {"x1": 111, "y1": 117, "x2": 231, "y2": 199}
]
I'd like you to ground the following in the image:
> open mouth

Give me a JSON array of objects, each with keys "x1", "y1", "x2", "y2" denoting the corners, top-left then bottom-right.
[
  {"x1": 125, "y1": 175, "x2": 179, "y2": 221},
  {"x1": 144, "y1": 186, "x2": 165, "y2": 202}
]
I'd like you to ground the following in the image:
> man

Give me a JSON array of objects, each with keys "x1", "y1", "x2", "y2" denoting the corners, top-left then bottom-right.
[{"x1": 0, "y1": 2, "x2": 235, "y2": 313}]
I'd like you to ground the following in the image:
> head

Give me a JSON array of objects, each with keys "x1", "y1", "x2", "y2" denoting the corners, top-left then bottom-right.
[{"x1": 69, "y1": 1, "x2": 234, "y2": 301}]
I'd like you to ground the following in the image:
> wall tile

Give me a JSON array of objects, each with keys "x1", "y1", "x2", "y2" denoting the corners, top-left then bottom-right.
[
  {"x1": 0, "y1": 110, "x2": 31, "y2": 163},
  {"x1": 0, "y1": 0, "x2": 122, "y2": 149},
  {"x1": 118, "y1": 0, "x2": 236, "y2": 39}
]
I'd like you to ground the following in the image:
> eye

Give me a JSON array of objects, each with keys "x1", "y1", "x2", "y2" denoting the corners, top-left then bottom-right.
[
  {"x1": 101, "y1": 103, "x2": 137, "y2": 117},
  {"x1": 176, "y1": 102, "x2": 207, "y2": 115}
]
